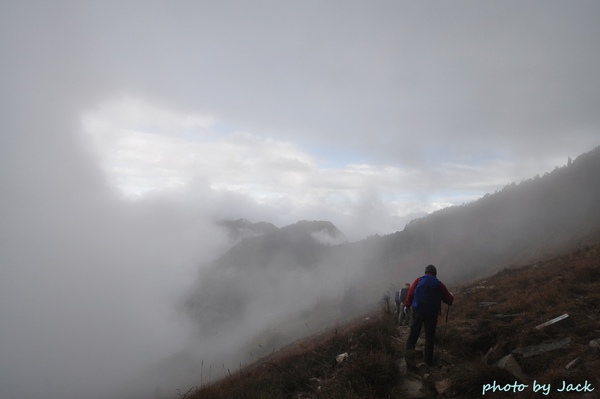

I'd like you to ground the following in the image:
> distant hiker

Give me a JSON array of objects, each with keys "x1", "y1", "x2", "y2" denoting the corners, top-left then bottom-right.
[
  {"x1": 394, "y1": 284, "x2": 405, "y2": 323},
  {"x1": 398, "y1": 283, "x2": 410, "y2": 326},
  {"x1": 405, "y1": 264, "x2": 454, "y2": 366}
]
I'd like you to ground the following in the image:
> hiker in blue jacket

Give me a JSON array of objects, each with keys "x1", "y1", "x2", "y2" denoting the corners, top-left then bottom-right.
[{"x1": 405, "y1": 264, "x2": 454, "y2": 366}]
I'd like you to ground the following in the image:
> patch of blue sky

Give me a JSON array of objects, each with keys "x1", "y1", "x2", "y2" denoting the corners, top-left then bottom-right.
[
  {"x1": 204, "y1": 118, "x2": 377, "y2": 170},
  {"x1": 300, "y1": 144, "x2": 369, "y2": 169}
]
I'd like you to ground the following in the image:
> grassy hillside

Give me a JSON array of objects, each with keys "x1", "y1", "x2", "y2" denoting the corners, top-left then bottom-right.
[
  {"x1": 333, "y1": 146, "x2": 600, "y2": 319},
  {"x1": 396, "y1": 146, "x2": 600, "y2": 282},
  {"x1": 184, "y1": 147, "x2": 600, "y2": 339},
  {"x1": 170, "y1": 147, "x2": 600, "y2": 398},
  {"x1": 176, "y1": 243, "x2": 600, "y2": 399}
]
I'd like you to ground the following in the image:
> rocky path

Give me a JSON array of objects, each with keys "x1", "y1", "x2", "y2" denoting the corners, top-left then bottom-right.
[{"x1": 394, "y1": 324, "x2": 457, "y2": 398}]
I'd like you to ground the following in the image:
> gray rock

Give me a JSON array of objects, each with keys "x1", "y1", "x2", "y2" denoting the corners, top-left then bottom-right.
[
  {"x1": 565, "y1": 357, "x2": 583, "y2": 371},
  {"x1": 494, "y1": 313, "x2": 525, "y2": 319},
  {"x1": 397, "y1": 358, "x2": 408, "y2": 375},
  {"x1": 401, "y1": 377, "x2": 425, "y2": 398},
  {"x1": 434, "y1": 378, "x2": 452, "y2": 395},
  {"x1": 405, "y1": 349, "x2": 424, "y2": 369},
  {"x1": 480, "y1": 302, "x2": 499, "y2": 307},
  {"x1": 483, "y1": 346, "x2": 501, "y2": 365},
  {"x1": 496, "y1": 354, "x2": 527, "y2": 382},
  {"x1": 512, "y1": 337, "x2": 571, "y2": 358},
  {"x1": 335, "y1": 352, "x2": 348, "y2": 364},
  {"x1": 535, "y1": 313, "x2": 574, "y2": 330},
  {"x1": 439, "y1": 352, "x2": 456, "y2": 366},
  {"x1": 415, "y1": 362, "x2": 429, "y2": 376},
  {"x1": 483, "y1": 343, "x2": 509, "y2": 365}
]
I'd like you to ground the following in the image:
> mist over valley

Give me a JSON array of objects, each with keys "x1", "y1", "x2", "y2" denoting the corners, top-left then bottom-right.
[
  {"x1": 129, "y1": 147, "x2": 600, "y2": 398},
  {"x1": 2, "y1": 2, "x2": 600, "y2": 399}
]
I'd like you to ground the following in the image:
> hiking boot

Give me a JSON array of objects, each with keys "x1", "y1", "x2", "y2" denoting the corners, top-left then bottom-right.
[
  {"x1": 415, "y1": 362, "x2": 429, "y2": 376},
  {"x1": 404, "y1": 349, "x2": 420, "y2": 369}
]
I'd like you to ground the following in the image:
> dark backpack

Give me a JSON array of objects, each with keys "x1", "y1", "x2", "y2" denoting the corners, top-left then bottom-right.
[
  {"x1": 399, "y1": 287, "x2": 409, "y2": 302},
  {"x1": 413, "y1": 274, "x2": 442, "y2": 314},
  {"x1": 394, "y1": 290, "x2": 401, "y2": 303}
]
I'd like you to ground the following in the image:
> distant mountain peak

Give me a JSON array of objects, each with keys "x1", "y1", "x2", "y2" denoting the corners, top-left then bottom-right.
[
  {"x1": 283, "y1": 220, "x2": 340, "y2": 233},
  {"x1": 218, "y1": 218, "x2": 346, "y2": 245},
  {"x1": 283, "y1": 220, "x2": 346, "y2": 245},
  {"x1": 217, "y1": 218, "x2": 279, "y2": 242}
]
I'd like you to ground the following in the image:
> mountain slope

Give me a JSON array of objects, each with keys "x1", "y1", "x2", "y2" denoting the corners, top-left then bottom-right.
[
  {"x1": 186, "y1": 145, "x2": 600, "y2": 337},
  {"x1": 184, "y1": 219, "x2": 347, "y2": 335},
  {"x1": 174, "y1": 146, "x2": 600, "y2": 397},
  {"x1": 396, "y1": 145, "x2": 600, "y2": 283},
  {"x1": 188, "y1": 243, "x2": 600, "y2": 398},
  {"x1": 342, "y1": 146, "x2": 600, "y2": 299}
]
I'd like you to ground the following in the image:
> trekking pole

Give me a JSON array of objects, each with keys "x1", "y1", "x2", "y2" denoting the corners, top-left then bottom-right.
[{"x1": 441, "y1": 304, "x2": 450, "y2": 353}]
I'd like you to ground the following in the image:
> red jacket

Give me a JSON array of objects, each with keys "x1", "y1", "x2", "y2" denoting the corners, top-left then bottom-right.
[{"x1": 405, "y1": 272, "x2": 454, "y2": 308}]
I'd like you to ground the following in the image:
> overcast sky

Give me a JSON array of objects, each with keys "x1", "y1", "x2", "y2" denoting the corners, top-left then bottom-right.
[
  {"x1": 1, "y1": 1, "x2": 599, "y2": 398},
  {"x1": 4, "y1": 1, "x2": 599, "y2": 234}
]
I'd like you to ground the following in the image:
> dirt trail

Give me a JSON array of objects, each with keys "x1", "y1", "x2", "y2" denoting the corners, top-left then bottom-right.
[{"x1": 394, "y1": 323, "x2": 457, "y2": 398}]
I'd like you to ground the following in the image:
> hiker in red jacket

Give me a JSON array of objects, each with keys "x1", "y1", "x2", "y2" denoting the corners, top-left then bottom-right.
[{"x1": 405, "y1": 264, "x2": 454, "y2": 366}]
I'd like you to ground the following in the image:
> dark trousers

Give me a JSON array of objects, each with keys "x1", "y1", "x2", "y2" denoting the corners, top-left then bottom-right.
[
  {"x1": 406, "y1": 308, "x2": 438, "y2": 366},
  {"x1": 398, "y1": 304, "x2": 409, "y2": 325}
]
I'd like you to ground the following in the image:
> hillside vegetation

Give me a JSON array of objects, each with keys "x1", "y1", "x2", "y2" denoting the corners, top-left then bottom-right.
[
  {"x1": 362, "y1": 146, "x2": 600, "y2": 291},
  {"x1": 183, "y1": 243, "x2": 600, "y2": 398},
  {"x1": 168, "y1": 146, "x2": 600, "y2": 398},
  {"x1": 186, "y1": 147, "x2": 600, "y2": 338}
]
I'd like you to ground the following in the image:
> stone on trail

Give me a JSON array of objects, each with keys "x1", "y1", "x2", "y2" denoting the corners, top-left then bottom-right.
[
  {"x1": 483, "y1": 346, "x2": 500, "y2": 365},
  {"x1": 434, "y1": 378, "x2": 452, "y2": 395},
  {"x1": 512, "y1": 337, "x2": 572, "y2": 358},
  {"x1": 397, "y1": 358, "x2": 408, "y2": 375},
  {"x1": 335, "y1": 352, "x2": 348, "y2": 364},
  {"x1": 494, "y1": 313, "x2": 525, "y2": 319},
  {"x1": 401, "y1": 377, "x2": 425, "y2": 398},
  {"x1": 495, "y1": 354, "x2": 527, "y2": 382},
  {"x1": 479, "y1": 302, "x2": 499, "y2": 307},
  {"x1": 415, "y1": 362, "x2": 429, "y2": 376},
  {"x1": 565, "y1": 357, "x2": 583, "y2": 371},
  {"x1": 439, "y1": 352, "x2": 457, "y2": 366},
  {"x1": 405, "y1": 349, "x2": 424, "y2": 369},
  {"x1": 483, "y1": 342, "x2": 510, "y2": 365},
  {"x1": 535, "y1": 313, "x2": 574, "y2": 330}
]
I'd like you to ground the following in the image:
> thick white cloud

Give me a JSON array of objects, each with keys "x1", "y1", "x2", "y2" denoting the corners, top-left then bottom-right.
[
  {"x1": 82, "y1": 97, "x2": 525, "y2": 229},
  {"x1": 2, "y1": 1, "x2": 600, "y2": 398}
]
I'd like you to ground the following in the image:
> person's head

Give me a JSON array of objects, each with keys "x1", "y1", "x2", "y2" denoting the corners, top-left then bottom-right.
[
  {"x1": 404, "y1": 283, "x2": 410, "y2": 288},
  {"x1": 425, "y1": 264, "x2": 437, "y2": 276}
]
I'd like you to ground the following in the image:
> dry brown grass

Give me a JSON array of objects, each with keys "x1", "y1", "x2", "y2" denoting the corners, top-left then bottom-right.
[
  {"x1": 186, "y1": 311, "x2": 404, "y2": 399},
  {"x1": 443, "y1": 243, "x2": 600, "y2": 398},
  {"x1": 171, "y1": 244, "x2": 600, "y2": 399}
]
